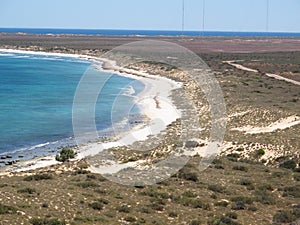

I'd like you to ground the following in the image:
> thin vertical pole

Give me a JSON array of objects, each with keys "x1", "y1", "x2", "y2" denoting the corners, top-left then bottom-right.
[
  {"x1": 202, "y1": 0, "x2": 206, "y2": 36},
  {"x1": 266, "y1": 0, "x2": 269, "y2": 32},
  {"x1": 182, "y1": 0, "x2": 185, "y2": 35}
]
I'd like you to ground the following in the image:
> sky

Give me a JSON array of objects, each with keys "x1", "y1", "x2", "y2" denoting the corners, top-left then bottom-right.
[{"x1": 0, "y1": 0, "x2": 299, "y2": 32}]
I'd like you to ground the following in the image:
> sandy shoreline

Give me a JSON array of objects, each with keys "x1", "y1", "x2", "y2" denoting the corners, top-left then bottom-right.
[{"x1": 0, "y1": 48, "x2": 181, "y2": 173}]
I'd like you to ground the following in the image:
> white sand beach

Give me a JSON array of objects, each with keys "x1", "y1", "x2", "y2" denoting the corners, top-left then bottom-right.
[{"x1": 0, "y1": 48, "x2": 182, "y2": 173}]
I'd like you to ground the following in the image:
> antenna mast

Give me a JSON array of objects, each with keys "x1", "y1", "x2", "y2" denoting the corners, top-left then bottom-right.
[
  {"x1": 266, "y1": 0, "x2": 269, "y2": 32},
  {"x1": 202, "y1": 0, "x2": 206, "y2": 36},
  {"x1": 182, "y1": 0, "x2": 185, "y2": 35}
]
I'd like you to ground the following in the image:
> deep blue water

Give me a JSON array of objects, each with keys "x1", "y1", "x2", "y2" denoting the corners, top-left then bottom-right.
[
  {"x1": 0, "y1": 52, "x2": 144, "y2": 158},
  {"x1": 0, "y1": 28, "x2": 300, "y2": 37}
]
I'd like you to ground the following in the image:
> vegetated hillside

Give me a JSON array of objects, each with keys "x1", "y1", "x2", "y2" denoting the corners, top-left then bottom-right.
[{"x1": 0, "y1": 156, "x2": 299, "y2": 225}]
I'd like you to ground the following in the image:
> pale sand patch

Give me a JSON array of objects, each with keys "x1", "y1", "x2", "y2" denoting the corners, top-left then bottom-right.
[
  {"x1": 224, "y1": 60, "x2": 258, "y2": 73},
  {"x1": 224, "y1": 60, "x2": 300, "y2": 86},
  {"x1": 228, "y1": 110, "x2": 250, "y2": 119},
  {"x1": 231, "y1": 115, "x2": 300, "y2": 134},
  {"x1": 265, "y1": 73, "x2": 300, "y2": 86}
]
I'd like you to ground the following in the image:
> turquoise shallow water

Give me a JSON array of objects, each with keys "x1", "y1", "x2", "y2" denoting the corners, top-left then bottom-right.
[{"x1": 0, "y1": 52, "x2": 144, "y2": 160}]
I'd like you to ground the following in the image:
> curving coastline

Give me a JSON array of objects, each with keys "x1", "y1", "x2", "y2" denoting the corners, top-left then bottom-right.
[{"x1": 0, "y1": 48, "x2": 182, "y2": 173}]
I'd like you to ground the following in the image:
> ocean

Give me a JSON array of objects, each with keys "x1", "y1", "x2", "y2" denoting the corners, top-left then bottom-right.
[
  {"x1": 0, "y1": 52, "x2": 144, "y2": 162},
  {"x1": 0, "y1": 28, "x2": 300, "y2": 37}
]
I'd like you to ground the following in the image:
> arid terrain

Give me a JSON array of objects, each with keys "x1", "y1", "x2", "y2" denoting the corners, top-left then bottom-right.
[{"x1": 0, "y1": 34, "x2": 299, "y2": 225}]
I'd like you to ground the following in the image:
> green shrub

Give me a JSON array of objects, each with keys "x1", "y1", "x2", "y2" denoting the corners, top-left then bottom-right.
[
  {"x1": 208, "y1": 184, "x2": 226, "y2": 193},
  {"x1": 248, "y1": 206, "x2": 258, "y2": 212},
  {"x1": 256, "y1": 149, "x2": 265, "y2": 156},
  {"x1": 75, "y1": 181, "x2": 98, "y2": 188},
  {"x1": 168, "y1": 211, "x2": 178, "y2": 218},
  {"x1": 282, "y1": 186, "x2": 300, "y2": 198},
  {"x1": 116, "y1": 204, "x2": 131, "y2": 213},
  {"x1": 257, "y1": 184, "x2": 273, "y2": 191},
  {"x1": 182, "y1": 190, "x2": 197, "y2": 198},
  {"x1": 230, "y1": 196, "x2": 253, "y2": 204},
  {"x1": 88, "y1": 202, "x2": 103, "y2": 210},
  {"x1": 178, "y1": 169, "x2": 198, "y2": 182},
  {"x1": 254, "y1": 190, "x2": 275, "y2": 205},
  {"x1": 96, "y1": 198, "x2": 109, "y2": 205},
  {"x1": 227, "y1": 153, "x2": 240, "y2": 162},
  {"x1": 215, "y1": 164, "x2": 225, "y2": 169},
  {"x1": 149, "y1": 197, "x2": 166, "y2": 206},
  {"x1": 0, "y1": 204, "x2": 17, "y2": 214},
  {"x1": 124, "y1": 216, "x2": 136, "y2": 222},
  {"x1": 17, "y1": 187, "x2": 36, "y2": 194},
  {"x1": 24, "y1": 174, "x2": 52, "y2": 181},
  {"x1": 236, "y1": 148, "x2": 244, "y2": 152},
  {"x1": 149, "y1": 202, "x2": 164, "y2": 211},
  {"x1": 55, "y1": 148, "x2": 76, "y2": 162},
  {"x1": 212, "y1": 159, "x2": 223, "y2": 164},
  {"x1": 273, "y1": 208, "x2": 300, "y2": 224},
  {"x1": 238, "y1": 179, "x2": 252, "y2": 186},
  {"x1": 73, "y1": 216, "x2": 107, "y2": 223},
  {"x1": 190, "y1": 199, "x2": 210, "y2": 210},
  {"x1": 226, "y1": 212, "x2": 238, "y2": 219},
  {"x1": 231, "y1": 201, "x2": 246, "y2": 210},
  {"x1": 189, "y1": 220, "x2": 201, "y2": 225},
  {"x1": 208, "y1": 216, "x2": 241, "y2": 225},
  {"x1": 215, "y1": 201, "x2": 229, "y2": 207},
  {"x1": 30, "y1": 218, "x2": 66, "y2": 225},
  {"x1": 232, "y1": 165, "x2": 248, "y2": 172},
  {"x1": 138, "y1": 207, "x2": 151, "y2": 214},
  {"x1": 279, "y1": 160, "x2": 297, "y2": 170},
  {"x1": 294, "y1": 173, "x2": 300, "y2": 181}
]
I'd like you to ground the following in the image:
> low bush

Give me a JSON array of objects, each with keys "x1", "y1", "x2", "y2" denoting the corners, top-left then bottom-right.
[
  {"x1": 256, "y1": 149, "x2": 265, "y2": 156},
  {"x1": 215, "y1": 164, "x2": 225, "y2": 169},
  {"x1": 215, "y1": 201, "x2": 229, "y2": 207},
  {"x1": 182, "y1": 191, "x2": 197, "y2": 198},
  {"x1": 238, "y1": 179, "x2": 252, "y2": 186},
  {"x1": 230, "y1": 196, "x2": 253, "y2": 204},
  {"x1": 124, "y1": 216, "x2": 136, "y2": 222},
  {"x1": 17, "y1": 187, "x2": 36, "y2": 194},
  {"x1": 231, "y1": 201, "x2": 246, "y2": 210},
  {"x1": 227, "y1": 153, "x2": 240, "y2": 162},
  {"x1": 257, "y1": 184, "x2": 273, "y2": 191},
  {"x1": 294, "y1": 173, "x2": 300, "y2": 181},
  {"x1": 279, "y1": 160, "x2": 297, "y2": 170},
  {"x1": 208, "y1": 184, "x2": 226, "y2": 193},
  {"x1": 73, "y1": 216, "x2": 107, "y2": 223},
  {"x1": 273, "y1": 208, "x2": 300, "y2": 224},
  {"x1": 208, "y1": 216, "x2": 241, "y2": 225},
  {"x1": 254, "y1": 190, "x2": 275, "y2": 205},
  {"x1": 55, "y1": 147, "x2": 76, "y2": 162},
  {"x1": 0, "y1": 204, "x2": 17, "y2": 214},
  {"x1": 75, "y1": 181, "x2": 99, "y2": 188},
  {"x1": 189, "y1": 220, "x2": 201, "y2": 225},
  {"x1": 116, "y1": 204, "x2": 131, "y2": 213},
  {"x1": 178, "y1": 168, "x2": 198, "y2": 182},
  {"x1": 226, "y1": 212, "x2": 238, "y2": 219},
  {"x1": 232, "y1": 165, "x2": 248, "y2": 172},
  {"x1": 282, "y1": 186, "x2": 300, "y2": 198},
  {"x1": 24, "y1": 173, "x2": 52, "y2": 181},
  {"x1": 168, "y1": 211, "x2": 178, "y2": 218},
  {"x1": 88, "y1": 202, "x2": 103, "y2": 210},
  {"x1": 30, "y1": 218, "x2": 66, "y2": 225}
]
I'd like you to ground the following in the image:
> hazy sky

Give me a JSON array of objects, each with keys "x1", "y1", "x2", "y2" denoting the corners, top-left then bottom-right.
[{"x1": 0, "y1": 0, "x2": 299, "y2": 32}]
